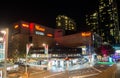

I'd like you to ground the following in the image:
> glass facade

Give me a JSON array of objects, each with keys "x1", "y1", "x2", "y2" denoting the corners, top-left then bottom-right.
[{"x1": 0, "y1": 43, "x2": 4, "y2": 61}]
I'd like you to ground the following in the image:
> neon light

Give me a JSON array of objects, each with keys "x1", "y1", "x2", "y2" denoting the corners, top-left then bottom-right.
[
  {"x1": 47, "y1": 34, "x2": 53, "y2": 37},
  {"x1": 14, "y1": 25, "x2": 19, "y2": 29},
  {"x1": 35, "y1": 25, "x2": 45, "y2": 31},
  {"x1": 81, "y1": 32, "x2": 91, "y2": 37},
  {"x1": 22, "y1": 23, "x2": 29, "y2": 28},
  {"x1": 29, "y1": 23, "x2": 34, "y2": 33},
  {"x1": 97, "y1": 62, "x2": 114, "y2": 65}
]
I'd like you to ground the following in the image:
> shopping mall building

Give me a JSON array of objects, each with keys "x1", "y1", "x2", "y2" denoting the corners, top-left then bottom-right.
[{"x1": 9, "y1": 21, "x2": 102, "y2": 59}]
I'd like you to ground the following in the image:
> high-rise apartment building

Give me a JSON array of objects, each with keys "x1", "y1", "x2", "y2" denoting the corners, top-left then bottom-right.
[
  {"x1": 99, "y1": 0, "x2": 119, "y2": 44},
  {"x1": 56, "y1": 15, "x2": 77, "y2": 35},
  {"x1": 86, "y1": 11, "x2": 99, "y2": 34},
  {"x1": 86, "y1": 0, "x2": 120, "y2": 44}
]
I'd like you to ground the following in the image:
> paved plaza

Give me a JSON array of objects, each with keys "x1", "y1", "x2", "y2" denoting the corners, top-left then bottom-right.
[
  {"x1": 115, "y1": 62, "x2": 120, "y2": 78},
  {"x1": 7, "y1": 62, "x2": 120, "y2": 78}
]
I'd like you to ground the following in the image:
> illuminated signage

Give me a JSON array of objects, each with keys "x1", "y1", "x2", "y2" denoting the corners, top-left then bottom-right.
[
  {"x1": 35, "y1": 31, "x2": 45, "y2": 36},
  {"x1": 14, "y1": 25, "x2": 19, "y2": 29},
  {"x1": 29, "y1": 23, "x2": 34, "y2": 33},
  {"x1": 81, "y1": 32, "x2": 91, "y2": 37},
  {"x1": 47, "y1": 34, "x2": 53, "y2": 37},
  {"x1": 35, "y1": 25, "x2": 45, "y2": 32},
  {"x1": 22, "y1": 23, "x2": 29, "y2": 28},
  {"x1": 116, "y1": 50, "x2": 120, "y2": 53}
]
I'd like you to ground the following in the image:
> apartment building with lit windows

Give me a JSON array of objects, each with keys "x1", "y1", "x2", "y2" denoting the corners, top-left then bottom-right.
[
  {"x1": 56, "y1": 15, "x2": 77, "y2": 35},
  {"x1": 86, "y1": 11, "x2": 99, "y2": 34},
  {"x1": 86, "y1": 0, "x2": 120, "y2": 45}
]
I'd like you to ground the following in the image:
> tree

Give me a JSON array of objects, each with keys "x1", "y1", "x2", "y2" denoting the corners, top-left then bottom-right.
[{"x1": 95, "y1": 43, "x2": 115, "y2": 56}]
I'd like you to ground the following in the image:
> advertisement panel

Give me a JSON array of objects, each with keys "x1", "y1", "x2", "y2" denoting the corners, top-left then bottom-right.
[{"x1": 0, "y1": 31, "x2": 5, "y2": 61}]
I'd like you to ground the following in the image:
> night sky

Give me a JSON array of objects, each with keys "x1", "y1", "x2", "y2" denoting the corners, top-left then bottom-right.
[{"x1": 0, "y1": 0, "x2": 119, "y2": 31}]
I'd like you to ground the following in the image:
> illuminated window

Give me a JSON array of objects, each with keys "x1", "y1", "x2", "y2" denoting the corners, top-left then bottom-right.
[
  {"x1": 99, "y1": 6, "x2": 104, "y2": 10},
  {"x1": 71, "y1": 27, "x2": 74, "y2": 29},
  {"x1": 93, "y1": 13, "x2": 97, "y2": 16},
  {"x1": 110, "y1": 29, "x2": 113, "y2": 36},
  {"x1": 105, "y1": 24, "x2": 108, "y2": 27},
  {"x1": 57, "y1": 22, "x2": 61, "y2": 26},
  {"x1": 65, "y1": 16, "x2": 68, "y2": 19},
  {"x1": 101, "y1": 33, "x2": 104, "y2": 36},
  {"x1": 110, "y1": 24, "x2": 113, "y2": 27},
  {"x1": 65, "y1": 20, "x2": 68, "y2": 23},
  {"x1": 65, "y1": 27, "x2": 67, "y2": 30},
  {"x1": 14, "y1": 25, "x2": 19, "y2": 29}
]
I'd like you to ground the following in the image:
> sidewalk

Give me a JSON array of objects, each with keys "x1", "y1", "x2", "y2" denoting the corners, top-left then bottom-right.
[{"x1": 115, "y1": 62, "x2": 120, "y2": 78}]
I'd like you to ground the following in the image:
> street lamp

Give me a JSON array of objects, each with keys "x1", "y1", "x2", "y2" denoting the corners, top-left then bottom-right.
[
  {"x1": 42, "y1": 43, "x2": 49, "y2": 67},
  {"x1": 42, "y1": 43, "x2": 48, "y2": 55},
  {"x1": 64, "y1": 57, "x2": 69, "y2": 78},
  {"x1": 24, "y1": 43, "x2": 33, "y2": 78}
]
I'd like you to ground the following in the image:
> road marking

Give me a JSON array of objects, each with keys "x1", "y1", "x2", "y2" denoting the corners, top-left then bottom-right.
[
  {"x1": 44, "y1": 72, "x2": 65, "y2": 78},
  {"x1": 70, "y1": 73, "x2": 99, "y2": 78},
  {"x1": 91, "y1": 67, "x2": 102, "y2": 73},
  {"x1": 30, "y1": 70, "x2": 46, "y2": 75}
]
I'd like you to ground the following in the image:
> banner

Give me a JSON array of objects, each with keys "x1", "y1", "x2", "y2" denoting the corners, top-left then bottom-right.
[
  {"x1": 45, "y1": 44, "x2": 48, "y2": 54},
  {"x1": 26, "y1": 44, "x2": 33, "y2": 55}
]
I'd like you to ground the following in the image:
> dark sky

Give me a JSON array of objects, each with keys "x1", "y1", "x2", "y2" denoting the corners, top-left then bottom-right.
[{"x1": 0, "y1": 0, "x2": 117, "y2": 30}]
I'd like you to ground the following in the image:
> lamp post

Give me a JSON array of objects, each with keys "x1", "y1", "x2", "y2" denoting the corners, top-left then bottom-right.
[
  {"x1": 42, "y1": 43, "x2": 49, "y2": 67},
  {"x1": 65, "y1": 57, "x2": 69, "y2": 78},
  {"x1": 24, "y1": 43, "x2": 33, "y2": 78},
  {"x1": 42, "y1": 43, "x2": 48, "y2": 57}
]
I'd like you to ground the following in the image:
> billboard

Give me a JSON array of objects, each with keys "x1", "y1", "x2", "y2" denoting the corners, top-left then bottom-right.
[
  {"x1": 0, "y1": 43, "x2": 5, "y2": 61},
  {"x1": 0, "y1": 30, "x2": 6, "y2": 61}
]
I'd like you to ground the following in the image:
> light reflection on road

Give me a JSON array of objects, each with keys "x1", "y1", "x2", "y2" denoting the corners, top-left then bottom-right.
[{"x1": 49, "y1": 62, "x2": 90, "y2": 72}]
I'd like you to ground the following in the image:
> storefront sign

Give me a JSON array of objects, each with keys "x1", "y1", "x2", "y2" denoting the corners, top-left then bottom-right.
[{"x1": 35, "y1": 25, "x2": 45, "y2": 32}]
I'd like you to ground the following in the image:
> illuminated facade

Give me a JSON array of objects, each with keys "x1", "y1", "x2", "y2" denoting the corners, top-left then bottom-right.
[
  {"x1": 13, "y1": 21, "x2": 54, "y2": 38},
  {"x1": 86, "y1": 0, "x2": 120, "y2": 44},
  {"x1": 9, "y1": 21, "x2": 102, "y2": 58},
  {"x1": 10, "y1": 21, "x2": 56, "y2": 57},
  {"x1": 56, "y1": 15, "x2": 77, "y2": 35}
]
